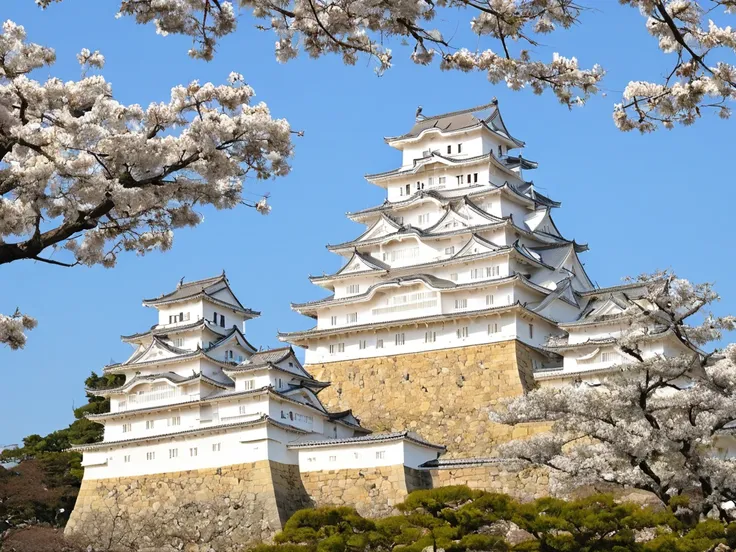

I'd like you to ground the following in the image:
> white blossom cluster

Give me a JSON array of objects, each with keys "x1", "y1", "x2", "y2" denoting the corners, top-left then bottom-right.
[
  {"x1": 41, "y1": 0, "x2": 605, "y2": 102},
  {"x1": 493, "y1": 271, "x2": 736, "y2": 519},
  {"x1": 0, "y1": 20, "x2": 293, "y2": 349},
  {"x1": 614, "y1": 0, "x2": 736, "y2": 131},
  {"x1": 0, "y1": 309, "x2": 37, "y2": 350},
  {"x1": 39, "y1": 0, "x2": 736, "y2": 130}
]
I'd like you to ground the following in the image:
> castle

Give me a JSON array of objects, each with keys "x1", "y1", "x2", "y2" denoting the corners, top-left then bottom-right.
[{"x1": 65, "y1": 101, "x2": 688, "y2": 547}]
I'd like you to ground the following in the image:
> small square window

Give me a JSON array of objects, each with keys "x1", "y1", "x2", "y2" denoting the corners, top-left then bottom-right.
[{"x1": 376, "y1": 451, "x2": 386, "y2": 460}]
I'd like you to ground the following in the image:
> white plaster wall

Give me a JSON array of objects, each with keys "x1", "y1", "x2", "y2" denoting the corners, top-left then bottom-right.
[
  {"x1": 304, "y1": 314, "x2": 534, "y2": 364},
  {"x1": 157, "y1": 299, "x2": 203, "y2": 327},
  {"x1": 296, "y1": 441, "x2": 404, "y2": 472},
  {"x1": 81, "y1": 425, "x2": 279, "y2": 479},
  {"x1": 398, "y1": 128, "x2": 487, "y2": 168},
  {"x1": 295, "y1": 440, "x2": 441, "y2": 472}
]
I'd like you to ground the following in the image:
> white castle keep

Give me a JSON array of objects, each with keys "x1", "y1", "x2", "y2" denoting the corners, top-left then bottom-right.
[
  {"x1": 74, "y1": 100, "x2": 694, "y2": 480},
  {"x1": 280, "y1": 100, "x2": 691, "y2": 385}
]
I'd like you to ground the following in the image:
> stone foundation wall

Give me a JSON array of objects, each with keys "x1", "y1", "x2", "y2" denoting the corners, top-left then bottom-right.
[
  {"x1": 64, "y1": 460, "x2": 311, "y2": 552},
  {"x1": 300, "y1": 465, "x2": 432, "y2": 517},
  {"x1": 309, "y1": 340, "x2": 543, "y2": 457},
  {"x1": 426, "y1": 462, "x2": 550, "y2": 502}
]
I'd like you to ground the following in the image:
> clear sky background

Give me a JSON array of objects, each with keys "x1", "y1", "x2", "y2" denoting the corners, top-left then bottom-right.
[{"x1": 1, "y1": 0, "x2": 734, "y2": 445}]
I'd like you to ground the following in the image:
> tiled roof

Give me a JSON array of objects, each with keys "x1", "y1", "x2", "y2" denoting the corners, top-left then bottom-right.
[
  {"x1": 287, "y1": 430, "x2": 446, "y2": 451},
  {"x1": 384, "y1": 100, "x2": 524, "y2": 147},
  {"x1": 420, "y1": 457, "x2": 520, "y2": 468},
  {"x1": 141, "y1": 274, "x2": 259, "y2": 317},
  {"x1": 365, "y1": 152, "x2": 495, "y2": 181},
  {"x1": 348, "y1": 183, "x2": 559, "y2": 222},
  {"x1": 295, "y1": 271, "x2": 555, "y2": 313},
  {"x1": 120, "y1": 319, "x2": 228, "y2": 343}
]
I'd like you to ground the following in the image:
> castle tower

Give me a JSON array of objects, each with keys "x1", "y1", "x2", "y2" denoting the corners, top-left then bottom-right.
[
  {"x1": 67, "y1": 275, "x2": 447, "y2": 544},
  {"x1": 280, "y1": 101, "x2": 604, "y2": 456},
  {"x1": 74, "y1": 274, "x2": 374, "y2": 480}
]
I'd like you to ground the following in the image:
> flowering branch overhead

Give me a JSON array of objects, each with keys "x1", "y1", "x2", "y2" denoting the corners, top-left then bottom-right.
[
  {"x1": 37, "y1": 0, "x2": 736, "y2": 129},
  {"x1": 0, "y1": 21, "x2": 293, "y2": 349}
]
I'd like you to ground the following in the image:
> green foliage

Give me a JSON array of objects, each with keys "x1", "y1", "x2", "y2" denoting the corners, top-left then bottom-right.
[
  {"x1": 261, "y1": 487, "x2": 736, "y2": 552},
  {"x1": 0, "y1": 371, "x2": 122, "y2": 527}
]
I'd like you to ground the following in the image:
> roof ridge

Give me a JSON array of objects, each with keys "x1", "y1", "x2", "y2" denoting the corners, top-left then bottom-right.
[{"x1": 420, "y1": 100, "x2": 498, "y2": 122}]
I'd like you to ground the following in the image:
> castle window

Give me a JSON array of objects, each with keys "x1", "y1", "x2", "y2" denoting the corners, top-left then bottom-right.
[
  {"x1": 457, "y1": 175, "x2": 464, "y2": 185},
  {"x1": 225, "y1": 350, "x2": 234, "y2": 360},
  {"x1": 190, "y1": 448, "x2": 198, "y2": 457},
  {"x1": 418, "y1": 213, "x2": 430, "y2": 225},
  {"x1": 329, "y1": 344, "x2": 336, "y2": 354},
  {"x1": 337, "y1": 343, "x2": 345, "y2": 353},
  {"x1": 450, "y1": 273, "x2": 458, "y2": 281},
  {"x1": 376, "y1": 451, "x2": 386, "y2": 460},
  {"x1": 123, "y1": 455, "x2": 131, "y2": 463},
  {"x1": 212, "y1": 443, "x2": 221, "y2": 452},
  {"x1": 486, "y1": 266, "x2": 500, "y2": 277},
  {"x1": 529, "y1": 324, "x2": 534, "y2": 339},
  {"x1": 601, "y1": 352, "x2": 619, "y2": 363},
  {"x1": 359, "y1": 340, "x2": 367, "y2": 350},
  {"x1": 439, "y1": 176, "x2": 446, "y2": 185},
  {"x1": 146, "y1": 420, "x2": 155, "y2": 430},
  {"x1": 467, "y1": 173, "x2": 471, "y2": 183},
  {"x1": 220, "y1": 315, "x2": 225, "y2": 328},
  {"x1": 488, "y1": 322, "x2": 499, "y2": 334},
  {"x1": 329, "y1": 455, "x2": 337, "y2": 462},
  {"x1": 330, "y1": 315, "x2": 337, "y2": 326},
  {"x1": 447, "y1": 145, "x2": 452, "y2": 155},
  {"x1": 473, "y1": 173, "x2": 478, "y2": 183},
  {"x1": 445, "y1": 246, "x2": 455, "y2": 255},
  {"x1": 239, "y1": 405, "x2": 247, "y2": 415},
  {"x1": 425, "y1": 331, "x2": 436, "y2": 343},
  {"x1": 146, "y1": 452, "x2": 155, "y2": 461},
  {"x1": 347, "y1": 284, "x2": 360, "y2": 295},
  {"x1": 399, "y1": 186, "x2": 404, "y2": 197},
  {"x1": 377, "y1": 339, "x2": 384, "y2": 349},
  {"x1": 457, "y1": 326, "x2": 469, "y2": 339},
  {"x1": 470, "y1": 268, "x2": 482, "y2": 279},
  {"x1": 486, "y1": 294, "x2": 494, "y2": 306},
  {"x1": 213, "y1": 312, "x2": 219, "y2": 325},
  {"x1": 173, "y1": 338, "x2": 184, "y2": 347},
  {"x1": 243, "y1": 379, "x2": 255, "y2": 391},
  {"x1": 346, "y1": 312, "x2": 357, "y2": 324},
  {"x1": 498, "y1": 145, "x2": 503, "y2": 157},
  {"x1": 454, "y1": 299, "x2": 467, "y2": 309},
  {"x1": 179, "y1": 312, "x2": 184, "y2": 322},
  {"x1": 457, "y1": 143, "x2": 462, "y2": 153},
  {"x1": 395, "y1": 333, "x2": 405, "y2": 346},
  {"x1": 122, "y1": 423, "x2": 132, "y2": 433},
  {"x1": 168, "y1": 416, "x2": 181, "y2": 427},
  {"x1": 169, "y1": 448, "x2": 178, "y2": 459},
  {"x1": 405, "y1": 184, "x2": 410, "y2": 195}
]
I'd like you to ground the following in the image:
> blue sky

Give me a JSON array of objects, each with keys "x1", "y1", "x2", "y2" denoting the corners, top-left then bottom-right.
[{"x1": 1, "y1": 1, "x2": 734, "y2": 445}]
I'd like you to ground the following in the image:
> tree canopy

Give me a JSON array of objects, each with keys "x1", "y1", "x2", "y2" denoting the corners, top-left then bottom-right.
[
  {"x1": 493, "y1": 271, "x2": 736, "y2": 520},
  {"x1": 0, "y1": 19, "x2": 294, "y2": 349}
]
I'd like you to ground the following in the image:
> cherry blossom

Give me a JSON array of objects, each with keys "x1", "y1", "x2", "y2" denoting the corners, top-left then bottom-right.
[
  {"x1": 493, "y1": 271, "x2": 736, "y2": 519},
  {"x1": 0, "y1": 20, "x2": 294, "y2": 349},
  {"x1": 37, "y1": 0, "x2": 736, "y2": 127}
]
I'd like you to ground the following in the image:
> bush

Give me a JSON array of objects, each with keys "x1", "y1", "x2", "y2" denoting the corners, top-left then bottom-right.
[{"x1": 259, "y1": 487, "x2": 736, "y2": 552}]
